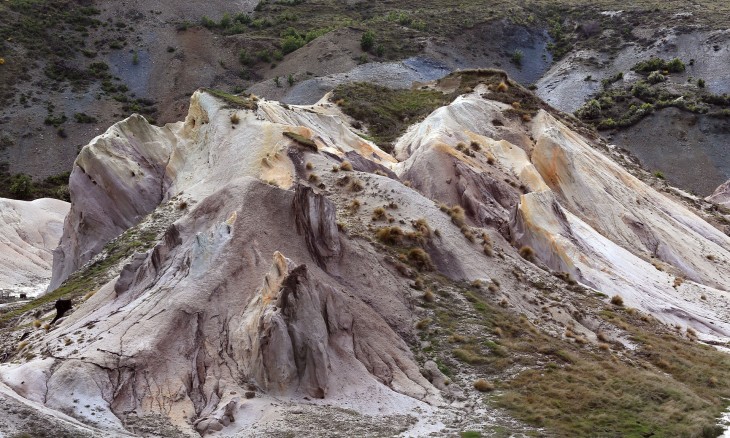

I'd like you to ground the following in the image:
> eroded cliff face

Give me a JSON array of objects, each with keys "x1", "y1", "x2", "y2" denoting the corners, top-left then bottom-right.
[
  {"x1": 4, "y1": 78, "x2": 730, "y2": 436},
  {"x1": 0, "y1": 198, "x2": 69, "y2": 297}
]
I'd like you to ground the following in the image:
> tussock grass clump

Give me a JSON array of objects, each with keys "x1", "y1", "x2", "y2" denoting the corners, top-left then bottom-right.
[
  {"x1": 283, "y1": 131, "x2": 318, "y2": 151},
  {"x1": 473, "y1": 378, "x2": 495, "y2": 392},
  {"x1": 339, "y1": 161, "x2": 353, "y2": 171},
  {"x1": 481, "y1": 232, "x2": 493, "y2": 256},
  {"x1": 610, "y1": 295, "x2": 624, "y2": 306},
  {"x1": 82, "y1": 289, "x2": 97, "y2": 301},
  {"x1": 412, "y1": 218, "x2": 431, "y2": 238},
  {"x1": 348, "y1": 179, "x2": 364, "y2": 192},
  {"x1": 519, "y1": 245, "x2": 535, "y2": 261},
  {"x1": 32, "y1": 319, "x2": 42, "y2": 328},
  {"x1": 423, "y1": 288, "x2": 435, "y2": 302},
  {"x1": 372, "y1": 206, "x2": 387, "y2": 221},
  {"x1": 496, "y1": 81, "x2": 509, "y2": 92},
  {"x1": 230, "y1": 113, "x2": 240, "y2": 125},
  {"x1": 445, "y1": 205, "x2": 466, "y2": 227},
  {"x1": 348, "y1": 199, "x2": 361, "y2": 213},
  {"x1": 416, "y1": 318, "x2": 431, "y2": 330},
  {"x1": 375, "y1": 226, "x2": 403, "y2": 245},
  {"x1": 460, "y1": 225, "x2": 476, "y2": 242},
  {"x1": 407, "y1": 247, "x2": 434, "y2": 271},
  {"x1": 454, "y1": 347, "x2": 488, "y2": 365}
]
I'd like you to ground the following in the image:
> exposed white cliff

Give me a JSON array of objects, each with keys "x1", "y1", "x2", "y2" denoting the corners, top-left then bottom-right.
[{"x1": 0, "y1": 198, "x2": 69, "y2": 297}]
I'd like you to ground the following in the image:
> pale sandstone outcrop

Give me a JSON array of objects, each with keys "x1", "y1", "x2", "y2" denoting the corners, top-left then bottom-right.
[{"x1": 0, "y1": 198, "x2": 69, "y2": 297}]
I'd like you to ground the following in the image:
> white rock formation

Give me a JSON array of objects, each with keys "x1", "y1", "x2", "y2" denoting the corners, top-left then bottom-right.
[
  {"x1": 395, "y1": 84, "x2": 730, "y2": 338},
  {"x1": 3, "y1": 80, "x2": 730, "y2": 436},
  {"x1": 0, "y1": 198, "x2": 69, "y2": 297}
]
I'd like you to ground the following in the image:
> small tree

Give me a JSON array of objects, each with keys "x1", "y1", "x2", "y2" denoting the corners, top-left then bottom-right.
[
  {"x1": 697, "y1": 78, "x2": 706, "y2": 88},
  {"x1": 361, "y1": 30, "x2": 375, "y2": 52},
  {"x1": 287, "y1": 74, "x2": 294, "y2": 86},
  {"x1": 274, "y1": 76, "x2": 281, "y2": 87}
]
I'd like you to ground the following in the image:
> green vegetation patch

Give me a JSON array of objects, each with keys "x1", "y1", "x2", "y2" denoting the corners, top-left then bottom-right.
[
  {"x1": 203, "y1": 88, "x2": 259, "y2": 110},
  {"x1": 283, "y1": 131, "x2": 318, "y2": 151},
  {"x1": 575, "y1": 59, "x2": 730, "y2": 130},
  {"x1": 331, "y1": 82, "x2": 449, "y2": 152},
  {"x1": 0, "y1": 163, "x2": 70, "y2": 201}
]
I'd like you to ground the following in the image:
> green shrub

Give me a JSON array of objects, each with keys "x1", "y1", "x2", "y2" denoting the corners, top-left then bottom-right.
[
  {"x1": 361, "y1": 30, "x2": 375, "y2": 52},
  {"x1": 647, "y1": 71, "x2": 666, "y2": 84},
  {"x1": 239, "y1": 50, "x2": 253, "y2": 66},
  {"x1": 74, "y1": 112, "x2": 97, "y2": 123},
  {"x1": 200, "y1": 16, "x2": 216, "y2": 29},
  {"x1": 575, "y1": 99, "x2": 601, "y2": 119},
  {"x1": 511, "y1": 50, "x2": 523, "y2": 67},
  {"x1": 10, "y1": 174, "x2": 33, "y2": 199}
]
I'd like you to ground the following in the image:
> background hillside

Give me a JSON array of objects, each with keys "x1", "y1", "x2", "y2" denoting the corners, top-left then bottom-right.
[{"x1": 2, "y1": 0, "x2": 730, "y2": 198}]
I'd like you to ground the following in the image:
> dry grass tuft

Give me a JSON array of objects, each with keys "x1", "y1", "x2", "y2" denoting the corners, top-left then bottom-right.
[
  {"x1": 519, "y1": 245, "x2": 535, "y2": 261},
  {"x1": 408, "y1": 247, "x2": 434, "y2": 271},
  {"x1": 412, "y1": 218, "x2": 431, "y2": 238},
  {"x1": 446, "y1": 205, "x2": 466, "y2": 227},
  {"x1": 340, "y1": 161, "x2": 353, "y2": 171},
  {"x1": 416, "y1": 318, "x2": 432, "y2": 330},
  {"x1": 372, "y1": 206, "x2": 387, "y2": 221},
  {"x1": 348, "y1": 179, "x2": 364, "y2": 192},
  {"x1": 348, "y1": 199, "x2": 361, "y2": 213},
  {"x1": 610, "y1": 295, "x2": 624, "y2": 306},
  {"x1": 375, "y1": 226, "x2": 403, "y2": 245},
  {"x1": 473, "y1": 379, "x2": 495, "y2": 392}
]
